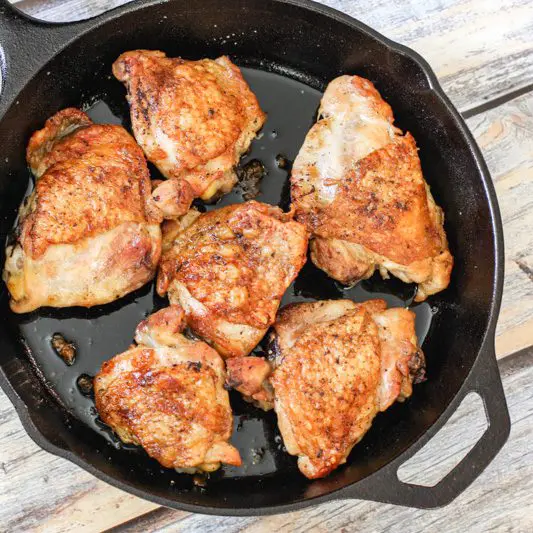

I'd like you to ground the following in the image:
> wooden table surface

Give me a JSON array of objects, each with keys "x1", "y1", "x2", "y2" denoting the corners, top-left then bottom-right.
[{"x1": 1, "y1": 0, "x2": 532, "y2": 531}]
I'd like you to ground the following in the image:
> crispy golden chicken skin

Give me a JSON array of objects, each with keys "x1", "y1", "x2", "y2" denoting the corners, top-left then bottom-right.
[
  {"x1": 94, "y1": 306, "x2": 241, "y2": 473},
  {"x1": 226, "y1": 299, "x2": 425, "y2": 479},
  {"x1": 157, "y1": 201, "x2": 308, "y2": 358},
  {"x1": 113, "y1": 50, "x2": 266, "y2": 216},
  {"x1": 291, "y1": 75, "x2": 453, "y2": 301},
  {"x1": 3, "y1": 108, "x2": 162, "y2": 313}
]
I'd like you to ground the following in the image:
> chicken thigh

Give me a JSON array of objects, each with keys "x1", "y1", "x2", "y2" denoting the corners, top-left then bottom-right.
[
  {"x1": 113, "y1": 51, "x2": 266, "y2": 216},
  {"x1": 157, "y1": 201, "x2": 308, "y2": 357},
  {"x1": 291, "y1": 75, "x2": 453, "y2": 301},
  {"x1": 226, "y1": 299, "x2": 425, "y2": 478},
  {"x1": 94, "y1": 305, "x2": 241, "y2": 472},
  {"x1": 3, "y1": 108, "x2": 162, "y2": 313}
]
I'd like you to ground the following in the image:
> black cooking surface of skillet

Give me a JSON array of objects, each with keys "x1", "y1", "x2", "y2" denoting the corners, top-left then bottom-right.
[{"x1": 8, "y1": 67, "x2": 434, "y2": 480}]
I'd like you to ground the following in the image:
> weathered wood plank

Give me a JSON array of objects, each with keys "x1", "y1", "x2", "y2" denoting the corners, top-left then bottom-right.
[
  {"x1": 465, "y1": 92, "x2": 533, "y2": 357},
  {"x1": 12, "y1": 0, "x2": 131, "y2": 22},
  {"x1": 104, "y1": 348, "x2": 533, "y2": 533},
  {"x1": 11, "y1": 0, "x2": 533, "y2": 112},
  {"x1": 0, "y1": 395, "x2": 160, "y2": 532}
]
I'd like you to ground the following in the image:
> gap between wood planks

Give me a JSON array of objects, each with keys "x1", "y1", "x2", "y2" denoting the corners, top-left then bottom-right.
[{"x1": 462, "y1": 81, "x2": 533, "y2": 119}]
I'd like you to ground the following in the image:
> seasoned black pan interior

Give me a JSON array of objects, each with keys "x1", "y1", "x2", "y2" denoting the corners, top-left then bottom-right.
[{"x1": 0, "y1": 0, "x2": 498, "y2": 511}]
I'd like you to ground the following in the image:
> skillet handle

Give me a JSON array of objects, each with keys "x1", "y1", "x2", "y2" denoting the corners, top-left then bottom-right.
[{"x1": 342, "y1": 342, "x2": 510, "y2": 508}]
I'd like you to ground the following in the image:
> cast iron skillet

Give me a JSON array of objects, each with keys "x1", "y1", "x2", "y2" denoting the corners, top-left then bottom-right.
[{"x1": 0, "y1": 0, "x2": 510, "y2": 515}]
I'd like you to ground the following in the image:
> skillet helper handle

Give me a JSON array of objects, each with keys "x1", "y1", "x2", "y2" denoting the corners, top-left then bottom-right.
[{"x1": 344, "y1": 343, "x2": 510, "y2": 508}]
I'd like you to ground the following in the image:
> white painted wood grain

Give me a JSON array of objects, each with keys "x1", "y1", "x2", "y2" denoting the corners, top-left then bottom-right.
[
  {"x1": 11, "y1": 0, "x2": 132, "y2": 21},
  {"x1": 466, "y1": 92, "x2": 533, "y2": 357},
  {"x1": 11, "y1": 0, "x2": 533, "y2": 112},
  {"x1": 0, "y1": 398, "x2": 160, "y2": 532}
]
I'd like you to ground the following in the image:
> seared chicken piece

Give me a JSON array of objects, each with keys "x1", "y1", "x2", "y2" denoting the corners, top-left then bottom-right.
[
  {"x1": 291, "y1": 75, "x2": 453, "y2": 301},
  {"x1": 113, "y1": 50, "x2": 266, "y2": 216},
  {"x1": 94, "y1": 305, "x2": 241, "y2": 473},
  {"x1": 3, "y1": 108, "x2": 162, "y2": 313},
  {"x1": 157, "y1": 201, "x2": 308, "y2": 357},
  {"x1": 226, "y1": 299, "x2": 425, "y2": 478}
]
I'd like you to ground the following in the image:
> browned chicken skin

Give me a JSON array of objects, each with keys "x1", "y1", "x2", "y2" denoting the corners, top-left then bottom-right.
[
  {"x1": 3, "y1": 108, "x2": 162, "y2": 313},
  {"x1": 291, "y1": 75, "x2": 453, "y2": 301},
  {"x1": 226, "y1": 299, "x2": 424, "y2": 479},
  {"x1": 113, "y1": 51, "x2": 266, "y2": 216},
  {"x1": 157, "y1": 201, "x2": 309, "y2": 358},
  {"x1": 94, "y1": 306, "x2": 241, "y2": 473}
]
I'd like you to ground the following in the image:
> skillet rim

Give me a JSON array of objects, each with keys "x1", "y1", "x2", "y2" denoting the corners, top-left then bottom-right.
[{"x1": 0, "y1": 0, "x2": 505, "y2": 515}]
